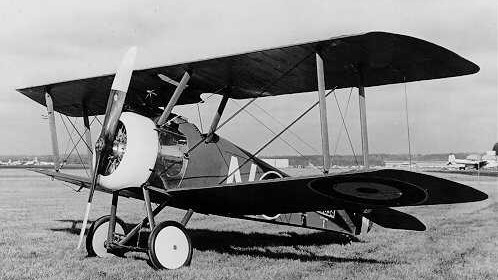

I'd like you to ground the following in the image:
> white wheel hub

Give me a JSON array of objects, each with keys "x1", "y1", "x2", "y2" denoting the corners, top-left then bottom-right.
[
  {"x1": 91, "y1": 221, "x2": 124, "y2": 258},
  {"x1": 153, "y1": 225, "x2": 190, "y2": 269}
]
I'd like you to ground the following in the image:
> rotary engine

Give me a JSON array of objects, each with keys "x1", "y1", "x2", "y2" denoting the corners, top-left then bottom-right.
[
  {"x1": 96, "y1": 112, "x2": 189, "y2": 190},
  {"x1": 96, "y1": 112, "x2": 158, "y2": 190}
]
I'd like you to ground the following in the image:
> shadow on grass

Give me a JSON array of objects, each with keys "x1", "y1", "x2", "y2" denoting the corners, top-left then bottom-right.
[{"x1": 51, "y1": 219, "x2": 395, "y2": 265}]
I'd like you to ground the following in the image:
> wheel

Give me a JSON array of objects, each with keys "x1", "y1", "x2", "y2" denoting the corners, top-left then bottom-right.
[
  {"x1": 261, "y1": 213, "x2": 281, "y2": 220},
  {"x1": 259, "y1": 171, "x2": 283, "y2": 220},
  {"x1": 148, "y1": 221, "x2": 193, "y2": 270},
  {"x1": 86, "y1": 215, "x2": 126, "y2": 257}
]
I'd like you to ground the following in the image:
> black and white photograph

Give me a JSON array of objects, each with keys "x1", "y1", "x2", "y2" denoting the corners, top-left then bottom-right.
[{"x1": 0, "y1": 1, "x2": 496, "y2": 279}]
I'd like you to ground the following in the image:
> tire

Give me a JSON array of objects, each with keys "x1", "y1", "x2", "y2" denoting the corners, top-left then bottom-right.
[
  {"x1": 86, "y1": 215, "x2": 126, "y2": 257},
  {"x1": 148, "y1": 221, "x2": 193, "y2": 270}
]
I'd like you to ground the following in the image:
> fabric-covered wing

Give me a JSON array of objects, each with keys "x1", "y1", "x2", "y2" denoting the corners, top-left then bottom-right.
[
  {"x1": 30, "y1": 168, "x2": 143, "y2": 200},
  {"x1": 165, "y1": 169, "x2": 487, "y2": 215},
  {"x1": 17, "y1": 31, "x2": 478, "y2": 117}
]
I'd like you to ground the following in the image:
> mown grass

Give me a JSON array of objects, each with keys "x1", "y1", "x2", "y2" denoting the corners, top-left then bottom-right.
[{"x1": 0, "y1": 168, "x2": 496, "y2": 280}]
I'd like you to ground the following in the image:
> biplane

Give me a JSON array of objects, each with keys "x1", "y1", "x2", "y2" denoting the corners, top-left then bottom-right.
[{"x1": 17, "y1": 31, "x2": 487, "y2": 270}]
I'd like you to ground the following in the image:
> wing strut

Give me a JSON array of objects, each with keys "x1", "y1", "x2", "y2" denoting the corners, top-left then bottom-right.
[
  {"x1": 44, "y1": 90, "x2": 60, "y2": 171},
  {"x1": 157, "y1": 70, "x2": 191, "y2": 126},
  {"x1": 315, "y1": 52, "x2": 331, "y2": 174},
  {"x1": 82, "y1": 104, "x2": 93, "y2": 172},
  {"x1": 206, "y1": 92, "x2": 229, "y2": 142},
  {"x1": 358, "y1": 68, "x2": 369, "y2": 169}
]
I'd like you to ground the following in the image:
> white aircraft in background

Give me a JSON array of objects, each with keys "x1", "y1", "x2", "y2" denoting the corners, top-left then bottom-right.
[{"x1": 448, "y1": 150, "x2": 498, "y2": 170}]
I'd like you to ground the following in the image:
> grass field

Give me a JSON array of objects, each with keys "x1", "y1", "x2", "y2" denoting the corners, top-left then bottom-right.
[{"x1": 0, "y1": 168, "x2": 496, "y2": 280}]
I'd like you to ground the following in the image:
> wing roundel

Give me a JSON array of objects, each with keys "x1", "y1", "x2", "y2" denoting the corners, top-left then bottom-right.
[{"x1": 307, "y1": 176, "x2": 428, "y2": 207}]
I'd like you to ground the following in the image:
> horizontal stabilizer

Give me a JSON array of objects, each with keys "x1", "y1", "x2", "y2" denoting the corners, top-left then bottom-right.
[{"x1": 363, "y1": 208, "x2": 426, "y2": 231}]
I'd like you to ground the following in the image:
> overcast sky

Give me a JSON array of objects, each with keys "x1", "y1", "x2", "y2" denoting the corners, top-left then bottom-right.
[{"x1": 1, "y1": 0, "x2": 496, "y2": 156}]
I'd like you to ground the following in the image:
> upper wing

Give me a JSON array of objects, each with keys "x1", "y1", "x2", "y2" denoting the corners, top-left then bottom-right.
[
  {"x1": 165, "y1": 169, "x2": 487, "y2": 215},
  {"x1": 17, "y1": 31, "x2": 478, "y2": 117}
]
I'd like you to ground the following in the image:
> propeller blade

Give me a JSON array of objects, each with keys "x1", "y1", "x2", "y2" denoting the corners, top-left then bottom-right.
[{"x1": 76, "y1": 47, "x2": 137, "y2": 250}]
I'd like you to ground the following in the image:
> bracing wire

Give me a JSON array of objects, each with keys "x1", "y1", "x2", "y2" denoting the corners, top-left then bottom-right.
[
  {"x1": 57, "y1": 115, "x2": 97, "y2": 173},
  {"x1": 332, "y1": 88, "x2": 359, "y2": 165},
  {"x1": 59, "y1": 116, "x2": 89, "y2": 176},
  {"x1": 64, "y1": 117, "x2": 89, "y2": 175},
  {"x1": 404, "y1": 78, "x2": 413, "y2": 170},
  {"x1": 250, "y1": 101, "x2": 321, "y2": 155},
  {"x1": 231, "y1": 99, "x2": 321, "y2": 171},
  {"x1": 58, "y1": 113, "x2": 73, "y2": 157},
  {"x1": 219, "y1": 88, "x2": 336, "y2": 184},
  {"x1": 185, "y1": 50, "x2": 317, "y2": 156},
  {"x1": 94, "y1": 116, "x2": 103, "y2": 126},
  {"x1": 332, "y1": 88, "x2": 352, "y2": 155},
  {"x1": 65, "y1": 116, "x2": 92, "y2": 151}
]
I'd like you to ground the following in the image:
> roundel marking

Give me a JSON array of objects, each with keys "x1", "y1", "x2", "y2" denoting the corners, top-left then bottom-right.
[{"x1": 308, "y1": 176, "x2": 428, "y2": 207}]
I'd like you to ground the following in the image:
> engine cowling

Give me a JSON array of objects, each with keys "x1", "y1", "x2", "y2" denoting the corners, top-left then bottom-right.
[{"x1": 96, "y1": 112, "x2": 159, "y2": 190}]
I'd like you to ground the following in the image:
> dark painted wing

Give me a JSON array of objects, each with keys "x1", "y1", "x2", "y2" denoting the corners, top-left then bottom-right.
[
  {"x1": 166, "y1": 169, "x2": 487, "y2": 215},
  {"x1": 17, "y1": 31, "x2": 478, "y2": 117},
  {"x1": 30, "y1": 168, "x2": 142, "y2": 200}
]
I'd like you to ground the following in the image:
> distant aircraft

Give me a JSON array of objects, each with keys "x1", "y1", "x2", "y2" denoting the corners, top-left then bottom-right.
[
  {"x1": 17, "y1": 31, "x2": 487, "y2": 269},
  {"x1": 448, "y1": 143, "x2": 498, "y2": 170},
  {"x1": 447, "y1": 154, "x2": 487, "y2": 170}
]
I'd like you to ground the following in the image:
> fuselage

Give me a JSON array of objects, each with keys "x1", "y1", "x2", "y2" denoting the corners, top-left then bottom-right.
[{"x1": 97, "y1": 112, "x2": 286, "y2": 191}]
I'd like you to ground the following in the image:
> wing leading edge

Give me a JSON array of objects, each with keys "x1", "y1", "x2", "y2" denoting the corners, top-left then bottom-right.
[{"x1": 18, "y1": 31, "x2": 479, "y2": 117}]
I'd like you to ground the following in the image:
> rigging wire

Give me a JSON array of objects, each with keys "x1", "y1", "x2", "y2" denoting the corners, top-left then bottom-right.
[
  {"x1": 65, "y1": 115, "x2": 95, "y2": 152},
  {"x1": 185, "y1": 50, "x2": 317, "y2": 155},
  {"x1": 219, "y1": 88, "x2": 336, "y2": 184},
  {"x1": 250, "y1": 101, "x2": 321, "y2": 155},
  {"x1": 57, "y1": 115, "x2": 96, "y2": 173},
  {"x1": 63, "y1": 117, "x2": 89, "y2": 175},
  {"x1": 231, "y1": 99, "x2": 321, "y2": 171},
  {"x1": 94, "y1": 116, "x2": 103, "y2": 126},
  {"x1": 403, "y1": 77, "x2": 413, "y2": 170},
  {"x1": 332, "y1": 88, "x2": 352, "y2": 154},
  {"x1": 332, "y1": 88, "x2": 359, "y2": 165},
  {"x1": 58, "y1": 113, "x2": 74, "y2": 157},
  {"x1": 59, "y1": 116, "x2": 89, "y2": 176}
]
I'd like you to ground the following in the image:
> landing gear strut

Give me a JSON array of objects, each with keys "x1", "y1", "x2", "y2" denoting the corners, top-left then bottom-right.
[{"x1": 85, "y1": 187, "x2": 194, "y2": 269}]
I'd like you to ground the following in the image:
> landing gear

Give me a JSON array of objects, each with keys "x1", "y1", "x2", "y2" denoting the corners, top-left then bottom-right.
[
  {"x1": 148, "y1": 221, "x2": 193, "y2": 270},
  {"x1": 88, "y1": 187, "x2": 194, "y2": 269},
  {"x1": 86, "y1": 215, "x2": 126, "y2": 257}
]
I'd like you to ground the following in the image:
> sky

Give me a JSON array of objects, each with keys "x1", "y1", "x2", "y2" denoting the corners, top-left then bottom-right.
[{"x1": 0, "y1": 0, "x2": 496, "y2": 156}]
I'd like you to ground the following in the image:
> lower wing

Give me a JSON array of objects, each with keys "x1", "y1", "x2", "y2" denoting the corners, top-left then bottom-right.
[
  {"x1": 165, "y1": 169, "x2": 487, "y2": 215},
  {"x1": 31, "y1": 168, "x2": 486, "y2": 232}
]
